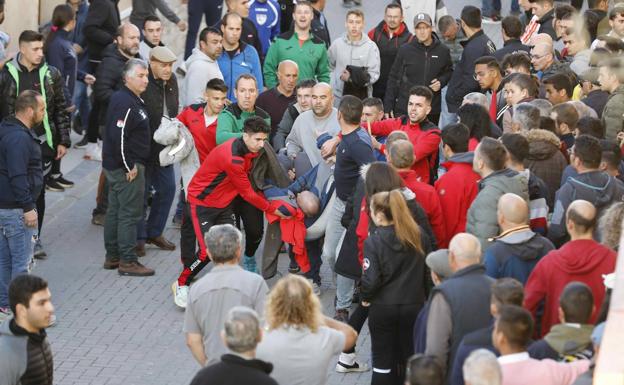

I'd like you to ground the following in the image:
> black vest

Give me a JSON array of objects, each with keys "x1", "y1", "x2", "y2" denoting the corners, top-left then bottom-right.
[{"x1": 433, "y1": 264, "x2": 493, "y2": 373}]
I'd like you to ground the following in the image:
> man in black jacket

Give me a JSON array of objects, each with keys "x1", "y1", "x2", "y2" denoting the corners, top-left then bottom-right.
[
  {"x1": 368, "y1": 3, "x2": 413, "y2": 100},
  {"x1": 102, "y1": 58, "x2": 154, "y2": 277},
  {"x1": 135, "y1": 46, "x2": 179, "y2": 255},
  {"x1": 84, "y1": 0, "x2": 121, "y2": 64},
  {"x1": 189, "y1": 307, "x2": 278, "y2": 385},
  {"x1": 0, "y1": 92, "x2": 45, "y2": 318},
  {"x1": 384, "y1": 13, "x2": 452, "y2": 124},
  {"x1": 0, "y1": 31, "x2": 71, "y2": 261},
  {"x1": 529, "y1": 0, "x2": 557, "y2": 40},
  {"x1": 89, "y1": 23, "x2": 142, "y2": 225},
  {"x1": 311, "y1": 0, "x2": 331, "y2": 47},
  {"x1": 494, "y1": 16, "x2": 531, "y2": 62},
  {"x1": 446, "y1": 6, "x2": 496, "y2": 116}
]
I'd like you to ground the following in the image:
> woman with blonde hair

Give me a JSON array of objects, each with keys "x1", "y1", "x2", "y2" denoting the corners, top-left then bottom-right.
[
  {"x1": 599, "y1": 201, "x2": 624, "y2": 251},
  {"x1": 255, "y1": 275, "x2": 357, "y2": 385},
  {"x1": 361, "y1": 189, "x2": 428, "y2": 385}
]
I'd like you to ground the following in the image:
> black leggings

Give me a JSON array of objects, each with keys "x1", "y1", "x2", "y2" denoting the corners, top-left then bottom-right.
[
  {"x1": 369, "y1": 303, "x2": 421, "y2": 385},
  {"x1": 233, "y1": 196, "x2": 264, "y2": 258}
]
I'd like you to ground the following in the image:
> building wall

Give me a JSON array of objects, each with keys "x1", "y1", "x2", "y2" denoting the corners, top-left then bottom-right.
[{"x1": 3, "y1": 0, "x2": 133, "y2": 52}]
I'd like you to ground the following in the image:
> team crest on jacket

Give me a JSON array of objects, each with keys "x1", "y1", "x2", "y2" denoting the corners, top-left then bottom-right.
[
  {"x1": 138, "y1": 109, "x2": 148, "y2": 120},
  {"x1": 363, "y1": 258, "x2": 370, "y2": 271},
  {"x1": 116, "y1": 119, "x2": 124, "y2": 128},
  {"x1": 487, "y1": 41, "x2": 496, "y2": 54},
  {"x1": 256, "y1": 14, "x2": 267, "y2": 25}
]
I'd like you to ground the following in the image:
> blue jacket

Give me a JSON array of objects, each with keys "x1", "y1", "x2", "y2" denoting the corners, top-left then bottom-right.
[
  {"x1": 484, "y1": 228, "x2": 555, "y2": 285},
  {"x1": 249, "y1": 0, "x2": 281, "y2": 56},
  {"x1": 67, "y1": 0, "x2": 91, "y2": 75},
  {"x1": 45, "y1": 29, "x2": 78, "y2": 102},
  {"x1": 217, "y1": 42, "x2": 263, "y2": 102},
  {"x1": 0, "y1": 117, "x2": 43, "y2": 211},
  {"x1": 102, "y1": 86, "x2": 151, "y2": 171}
]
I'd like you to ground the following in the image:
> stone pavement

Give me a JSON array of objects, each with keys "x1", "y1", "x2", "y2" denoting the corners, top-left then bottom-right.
[{"x1": 32, "y1": 137, "x2": 370, "y2": 385}]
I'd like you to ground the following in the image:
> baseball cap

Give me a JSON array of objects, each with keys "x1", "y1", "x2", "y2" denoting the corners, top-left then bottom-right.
[
  {"x1": 414, "y1": 13, "x2": 433, "y2": 28},
  {"x1": 150, "y1": 46, "x2": 177, "y2": 63},
  {"x1": 426, "y1": 249, "x2": 453, "y2": 281}
]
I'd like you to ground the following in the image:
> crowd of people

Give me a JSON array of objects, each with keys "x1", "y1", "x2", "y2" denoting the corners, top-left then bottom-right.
[{"x1": 0, "y1": 0, "x2": 623, "y2": 384}]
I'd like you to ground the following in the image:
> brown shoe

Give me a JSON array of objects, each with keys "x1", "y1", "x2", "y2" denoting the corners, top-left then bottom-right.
[
  {"x1": 135, "y1": 244, "x2": 146, "y2": 257},
  {"x1": 103, "y1": 259, "x2": 120, "y2": 270},
  {"x1": 118, "y1": 261, "x2": 155, "y2": 276},
  {"x1": 146, "y1": 235, "x2": 176, "y2": 251}
]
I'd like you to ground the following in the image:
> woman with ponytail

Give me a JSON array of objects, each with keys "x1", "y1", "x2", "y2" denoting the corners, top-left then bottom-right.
[{"x1": 360, "y1": 189, "x2": 428, "y2": 385}]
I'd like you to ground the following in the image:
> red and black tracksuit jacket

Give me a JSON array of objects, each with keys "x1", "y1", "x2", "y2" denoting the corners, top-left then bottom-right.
[{"x1": 187, "y1": 137, "x2": 274, "y2": 212}]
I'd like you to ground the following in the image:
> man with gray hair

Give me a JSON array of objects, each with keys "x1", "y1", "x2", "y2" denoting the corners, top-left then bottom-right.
[
  {"x1": 102, "y1": 58, "x2": 154, "y2": 277},
  {"x1": 184, "y1": 224, "x2": 269, "y2": 367},
  {"x1": 188, "y1": 307, "x2": 278, "y2": 385},
  {"x1": 462, "y1": 92, "x2": 489, "y2": 109},
  {"x1": 463, "y1": 349, "x2": 502, "y2": 385},
  {"x1": 511, "y1": 103, "x2": 540, "y2": 132},
  {"x1": 425, "y1": 233, "x2": 494, "y2": 375}
]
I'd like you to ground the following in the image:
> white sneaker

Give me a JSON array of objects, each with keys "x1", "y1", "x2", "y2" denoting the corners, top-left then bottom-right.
[
  {"x1": 335, "y1": 353, "x2": 370, "y2": 373},
  {"x1": 172, "y1": 281, "x2": 189, "y2": 308},
  {"x1": 84, "y1": 142, "x2": 102, "y2": 161}
]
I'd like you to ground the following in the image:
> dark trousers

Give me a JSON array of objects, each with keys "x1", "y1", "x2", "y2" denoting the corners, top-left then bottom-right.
[
  {"x1": 94, "y1": 171, "x2": 108, "y2": 215},
  {"x1": 184, "y1": 0, "x2": 225, "y2": 59},
  {"x1": 345, "y1": 304, "x2": 369, "y2": 354},
  {"x1": 233, "y1": 196, "x2": 264, "y2": 257},
  {"x1": 86, "y1": 61, "x2": 102, "y2": 143},
  {"x1": 103, "y1": 165, "x2": 145, "y2": 263},
  {"x1": 303, "y1": 238, "x2": 322, "y2": 284},
  {"x1": 178, "y1": 202, "x2": 235, "y2": 286},
  {"x1": 369, "y1": 303, "x2": 421, "y2": 385},
  {"x1": 35, "y1": 182, "x2": 45, "y2": 235},
  {"x1": 137, "y1": 164, "x2": 176, "y2": 240}
]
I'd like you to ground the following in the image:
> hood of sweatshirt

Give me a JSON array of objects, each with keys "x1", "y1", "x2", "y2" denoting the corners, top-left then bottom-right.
[
  {"x1": 185, "y1": 47, "x2": 217, "y2": 69},
  {"x1": 554, "y1": 239, "x2": 615, "y2": 274},
  {"x1": 496, "y1": 230, "x2": 547, "y2": 261},
  {"x1": 544, "y1": 323, "x2": 594, "y2": 355},
  {"x1": 526, "y1": 129, "x2": 561, "y2": 160},
  {"x1": 443, "y1": 151, "x2": 475, "y2": 166},
  {"x1": 339, "y1": 32, "x2": 375, "y2": 47},
  {"x1": 568, "y1": 170, "x2": 624, "y2": 211},
  {"x1": 480, "y1": 168, "x2": 528, "y2": 199},
  {"x1": 375, "y1": 225, "x2": 411, "y2": 253}
]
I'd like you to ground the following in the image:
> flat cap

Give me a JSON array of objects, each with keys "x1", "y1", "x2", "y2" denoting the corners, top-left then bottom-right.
[{"x1": 150, "y1": 46, "x2": 177, "y2": 63}]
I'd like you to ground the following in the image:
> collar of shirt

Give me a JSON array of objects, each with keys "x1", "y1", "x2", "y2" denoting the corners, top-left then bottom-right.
[{"x1": 497, "y1": 352, "x2": 530, "y2": 365}]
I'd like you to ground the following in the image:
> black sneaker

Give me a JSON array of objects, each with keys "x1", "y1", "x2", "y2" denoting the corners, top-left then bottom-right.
[
  {"x1": 45, "y1": 178, "x2": 65, "y2": 192},
  {"x1": 288, "y1": 260, "x2": 301, "y2": 274},
  {"x1": 55, "y1": 176, "x2": 74, "y2": 188},
  {"x1": 72, "y1": 114, "x2": 83, "y2": 135},
  {"x1": 334, "y1": 309, "x2": 349, "y2": 323},
  {"x1": 74, "y1": 135, "x2": 89, "y2": 149}
]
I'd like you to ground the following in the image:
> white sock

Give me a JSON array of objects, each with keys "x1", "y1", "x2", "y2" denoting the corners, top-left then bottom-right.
[{"x1": 339, "y1": 352, "x2": 356, "y2": 365}]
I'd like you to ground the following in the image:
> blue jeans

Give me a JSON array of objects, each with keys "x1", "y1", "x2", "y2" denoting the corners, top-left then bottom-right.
[
  {"x1": 482, "y1": 0, "x2": 501, "y2": 16},
  {"x1": 439, "y1": 86, "x2": 458, "y2": 130},
  {"x1": 184, "y1": 0, "x2": 225, "y2": 59},
  {"x1": 73, "y1": 80, "x2": 91, "y2": 131},
  {"x1": 0, "y1": 209, "x2": 35, "y2": 308},
  {"x1": 137, "y1": 164, "x2": 176, "y2": 240}
]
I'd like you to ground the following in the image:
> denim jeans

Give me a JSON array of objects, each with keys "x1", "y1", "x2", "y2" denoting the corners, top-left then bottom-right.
[
  {"x1": 73, "y1": 80, "x2": 91, "y2": 131},
  {"x1": 481, "y1": 0, "x2": 501, "y2": 17},
  {"x1": 439, "y1": 86, "x2": 458, "y2": 130},
  {"x1": 321, "y1": 197, "x2": 354, "y2": 311},
  {"x1": 104, "y1": 165, "x2": 145, "y2": 263},
  {"x1": 0, "y1": 209, "x2": 35, "y2": 308},
  {"x1": 137, "y1": 164, "x2": 176, "y2": 240}
]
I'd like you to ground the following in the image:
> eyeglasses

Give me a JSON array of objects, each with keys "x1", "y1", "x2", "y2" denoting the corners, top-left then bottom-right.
[
  {"x1": 531, "y1": 53, "x2": 549, "y2": 60},
  {"x1": 473, "y1": 70, "x2": 492, "y2": 80}
]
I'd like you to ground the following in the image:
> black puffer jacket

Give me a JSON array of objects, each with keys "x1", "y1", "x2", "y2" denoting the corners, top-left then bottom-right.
[
  {"x1": 84, "y1": 0, "x2": 120, "y2": 62},
  {"x1": 0, "y1": 56, "x2": 71, "y2": 149},
  {"x1": 360, "y1": 225, "x2": 428, "y2": 306},
  {"x1": 142, "y1": 70, "x2": 179, "y2": 165},
  {"x1": 384, "y1": 35, "x2": 453, "y2": 116},
  {"x1": 369, "y1": 21, "x2": 413, "y2": 99}
]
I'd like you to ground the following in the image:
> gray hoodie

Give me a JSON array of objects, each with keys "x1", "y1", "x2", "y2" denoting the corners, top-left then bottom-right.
[
  {"x1": 285, "y1": 108, "x2": 340, "y2": 167},
  {"x1": 181, "y1": 48, "x2": 223, "y2": 107},
  {"x1": 328, "y1": 33, "x2": 380, "y2": 100}
]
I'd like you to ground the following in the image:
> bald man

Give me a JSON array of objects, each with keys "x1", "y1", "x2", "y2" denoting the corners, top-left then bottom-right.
[
  {"x1": 285, "y1": 83, "x2": 340, "y2": 169},
  {"x1": 530, "y1": 41, "x2": 576, "y2": 97},
  {"x1": 256, "y1": 60, "x2": 299, "y2": 139},
  {"x1": 483, "y1": 193, "x2": 554, "y2": 284},
  {"x1": 425, "y1": 233, "x2": 494, "y2": 374},
  {"x1": 525, "y1": 199, "x2": 616, "y2": 336}
]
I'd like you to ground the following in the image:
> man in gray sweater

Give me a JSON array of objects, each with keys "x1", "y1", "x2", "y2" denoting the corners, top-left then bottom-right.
[{"x1": 285, "y1": 82, "x2": 340, "y2": 169}]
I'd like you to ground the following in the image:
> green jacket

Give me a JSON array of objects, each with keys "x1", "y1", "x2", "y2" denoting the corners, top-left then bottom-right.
[
  {"x1": 263, "y1": 30, "x2": 330, "y2": 89},
  {"x1": 215, "y1": 103, "x2": 271, "y2": 145},
  {"x1": 602, "y1": 85, "x2": 624, "y2": 142}
]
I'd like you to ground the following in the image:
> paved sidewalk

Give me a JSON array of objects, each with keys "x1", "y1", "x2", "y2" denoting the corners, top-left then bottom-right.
[{"x1": 33, "y1": 152, "x2": 371, "y2": 385}]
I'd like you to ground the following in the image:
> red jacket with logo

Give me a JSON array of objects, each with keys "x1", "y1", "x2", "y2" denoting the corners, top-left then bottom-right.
[
  {"x1": 177, "y1": 103, "x2": 218, "y2": 163},
  {"x1": 434, "y1": 154, "x2": 481, "y2": 247},
  {"x1": 370, "y1": 118, "x2": 441, "y2": 184},
  {"x1": 187, "y1": 137, "x2": 273, "y2": 212},
  {"x1": 398, "y1": 169, "x2": 445, "y2": 246}
]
